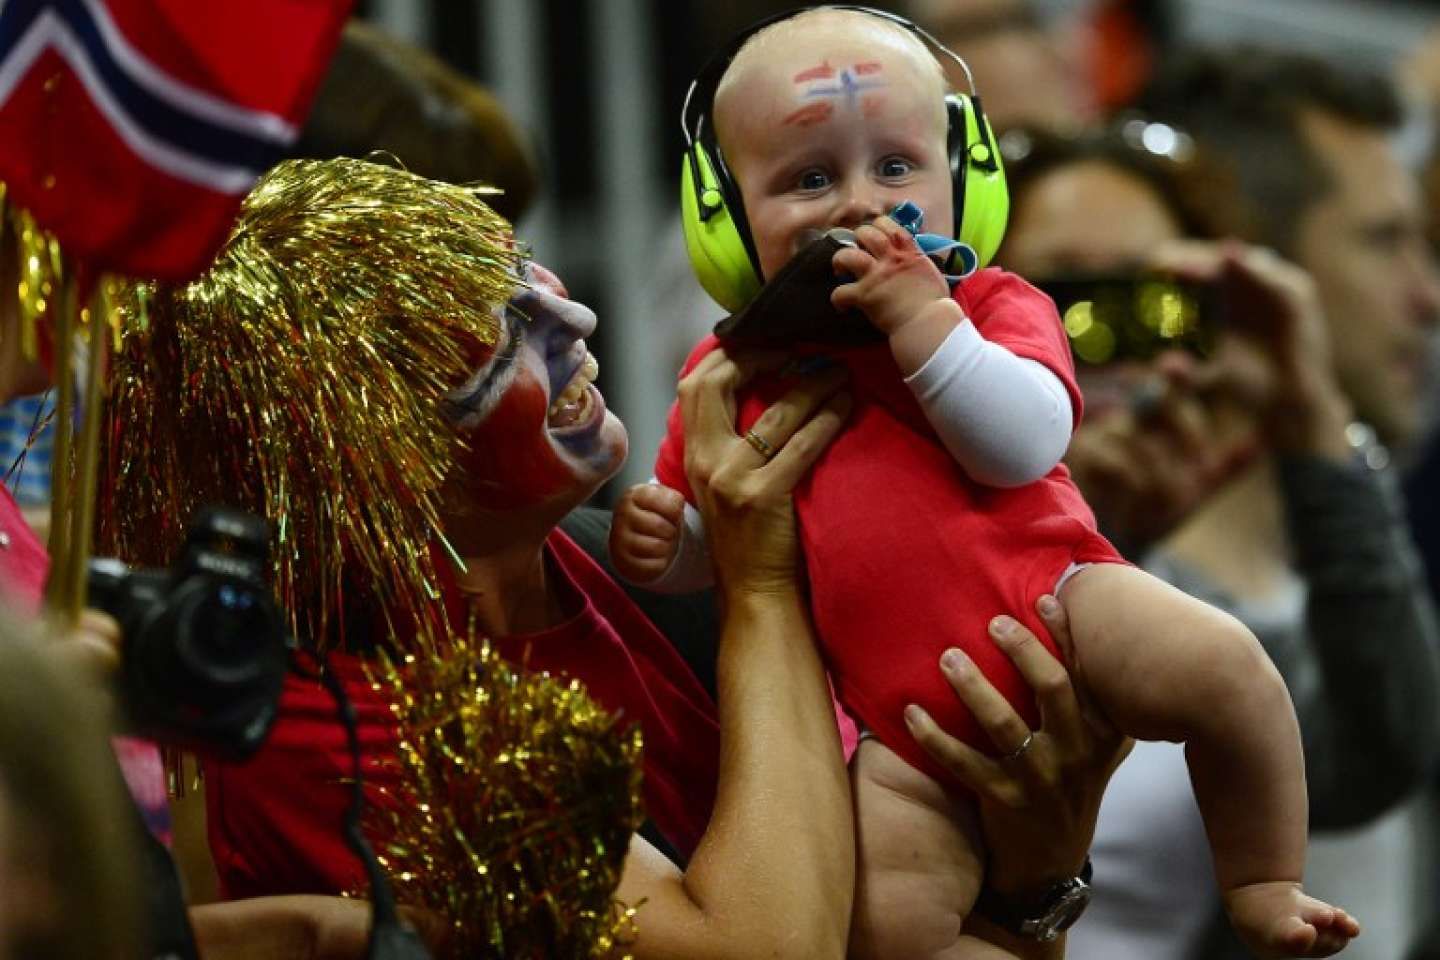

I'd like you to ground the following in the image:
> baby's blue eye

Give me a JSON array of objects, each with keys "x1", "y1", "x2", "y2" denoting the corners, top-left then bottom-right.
[
  {"x1": 798, "y1": 169, "x2": 831, "y2": 191},
  {"x1": 879, "y1": 157, "x2": 914, "y2": 178}
]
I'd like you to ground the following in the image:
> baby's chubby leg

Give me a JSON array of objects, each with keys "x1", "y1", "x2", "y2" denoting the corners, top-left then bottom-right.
[
  {"x1": 848, "y1": 739, "x2": 1020, "y2": 960},
  {"x1": 1059, "y1": 564, "x2": 1360, "y2": 957}
]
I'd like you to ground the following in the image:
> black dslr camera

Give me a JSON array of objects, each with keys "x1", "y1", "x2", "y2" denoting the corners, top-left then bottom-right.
[{"x1": 88, "y1": 506, "x2": 291, "y2": 760}]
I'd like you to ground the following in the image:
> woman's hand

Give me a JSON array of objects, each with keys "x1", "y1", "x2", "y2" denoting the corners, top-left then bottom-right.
[
  {"x1": 1150, "y1": 240, "x2": 1353, "y2": 460},
  {"x1": 1067, "y1": 238, "x2": 1350, "y2": 553},
  {"x1": 1068, "y1": 358, "x2": 1252, "y2": 556},
  {"x1": 677, "y1": 348, "x2": 851, "y2": 601},
  {"x1": 41, "y1": 608, "x2": 123, "y2": 689},
  {"x1": 904, "y1": 594, "x2": 1131, "y2": 894}
]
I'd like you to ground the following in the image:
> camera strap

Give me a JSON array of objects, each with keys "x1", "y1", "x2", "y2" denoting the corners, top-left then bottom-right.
[{"x1": 304, "y1": 651, "x2": 433, "y2": 960}]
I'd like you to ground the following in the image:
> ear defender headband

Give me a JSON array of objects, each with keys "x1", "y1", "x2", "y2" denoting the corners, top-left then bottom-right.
[{"x1": 680, "y1": 4, "x2": 1010, "y2": 314}]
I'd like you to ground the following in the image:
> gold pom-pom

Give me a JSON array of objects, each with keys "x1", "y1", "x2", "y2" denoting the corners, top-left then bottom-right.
[
  {"x1": 96, "y1": 158, "x2": 524, "y2": 654},
  {"x1": 370, "y1": 634, "x2": 645, "y2": 958}
]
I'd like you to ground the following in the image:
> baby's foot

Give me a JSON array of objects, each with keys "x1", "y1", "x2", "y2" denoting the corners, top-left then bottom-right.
[{"x1": 1224, "y1": 881, "x2": 1360, "y2": 958}]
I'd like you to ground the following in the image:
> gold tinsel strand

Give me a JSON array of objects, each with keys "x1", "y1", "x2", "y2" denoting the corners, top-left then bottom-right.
[
  {"x1": 368, "y1": 633, "x2": 645, "y2": 959},
  {"x1": 95, "y1": 158, "x2": 523, "y2": 655},
  {"x1": 6, "y1": 198, "x2": 65, "y2": 365}
]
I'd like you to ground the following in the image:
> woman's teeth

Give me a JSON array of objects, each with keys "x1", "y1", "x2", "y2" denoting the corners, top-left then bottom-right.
[{"x1": 547, "y1": 352, "x2": 600, "y2": 427}]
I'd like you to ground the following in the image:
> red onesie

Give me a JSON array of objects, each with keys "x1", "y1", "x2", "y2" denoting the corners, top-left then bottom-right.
[
  {"x1": 655, "y1": 268, "x2": 1126, "y2": 787},
  {"x1": 204, "y1": 529, "x2": 722, "y2": 898}
]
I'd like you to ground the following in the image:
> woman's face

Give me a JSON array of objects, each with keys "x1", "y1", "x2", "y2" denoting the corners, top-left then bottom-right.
[
  {"x1": 444, "y1": 263, "x2": 628, "y2": 515},
  {"x1": 1000, "y1": 160, "x2": 1187, "y2": 413},
  {"x1": 1000, "y1": 160, "x2": 1184, "y2": 276}
]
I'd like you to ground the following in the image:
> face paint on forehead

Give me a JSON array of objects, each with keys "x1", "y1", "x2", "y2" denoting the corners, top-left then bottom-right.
[
  {"x1": 783, "y1": 102, "x2": 835, "y2": 127},
  {"x1": 791, "y1": 60, "x2": 888, "y2": 116},
  {"x1": 793, "y1": 61, "x2": 836, "y2": 83}
]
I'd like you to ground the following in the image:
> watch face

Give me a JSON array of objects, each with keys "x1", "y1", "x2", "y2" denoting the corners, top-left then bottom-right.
[{"x1": 1021, "y1": 881, "x2": 1093, "y2": 941}]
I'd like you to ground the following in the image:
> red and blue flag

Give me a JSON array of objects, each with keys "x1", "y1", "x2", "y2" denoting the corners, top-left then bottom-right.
[{"x1": 0, "y1": 0, "x2": 351, "y2": 280}]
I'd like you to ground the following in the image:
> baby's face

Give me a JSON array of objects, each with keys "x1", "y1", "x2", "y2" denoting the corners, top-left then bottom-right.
[{"x1": 716, "y1": 15, "x2": 954, "y2": 281}]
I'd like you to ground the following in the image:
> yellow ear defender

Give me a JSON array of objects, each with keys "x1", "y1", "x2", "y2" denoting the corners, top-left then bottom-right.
[{"x1": 680, "y1": 4, "x2": 1010, "y2": 315}]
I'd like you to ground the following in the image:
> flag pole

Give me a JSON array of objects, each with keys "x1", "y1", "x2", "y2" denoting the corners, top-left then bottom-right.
[
  {"x1": 43, "y1": 271, "x2": 76, "y2": 624},
  {"x1": 66, "y1": 283, "x2": 107, "y2": 615}
]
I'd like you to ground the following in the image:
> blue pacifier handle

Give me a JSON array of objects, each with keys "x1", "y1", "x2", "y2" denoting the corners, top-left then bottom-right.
[
  {"x1": 890, "y1": 199, "x2": 926, "y2": 235},
  {"x1": 887, "y1": 201, "x2": 977, "y2": 283}
]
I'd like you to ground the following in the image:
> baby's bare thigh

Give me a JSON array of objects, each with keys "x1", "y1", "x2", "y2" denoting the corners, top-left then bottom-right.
[
  {"x1": 849, "y1": 739, "x2": 986, "y2": 960},
  {"x1": 1059, "y1": 561, "x2": 1259, "y2": 741}
]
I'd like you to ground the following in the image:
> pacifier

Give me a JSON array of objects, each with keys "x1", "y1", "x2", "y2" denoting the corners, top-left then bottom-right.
[{"x1": 888, "y1": 200, "x2": 978, "y2": 284}]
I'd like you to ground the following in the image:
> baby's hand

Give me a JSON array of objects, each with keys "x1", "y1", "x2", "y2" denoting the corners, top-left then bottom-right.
[
  {"x1": 610, "y1": 483, "x2": 687, "y2": 585},
  {"x1": 1223, "y1": 881, "x2": 1359, "y2": 958},
  {"x1": 831, "y1": 215, "x2": 950, "y2": 335}
]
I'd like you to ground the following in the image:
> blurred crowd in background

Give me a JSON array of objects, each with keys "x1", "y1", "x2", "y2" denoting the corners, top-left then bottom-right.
[{"x1": 5, "y1": 1, "x2": 1440, "y2": 958}]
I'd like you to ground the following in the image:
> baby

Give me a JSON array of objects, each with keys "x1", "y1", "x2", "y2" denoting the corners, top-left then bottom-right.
[{"x1": 611, "y1": 8, "x2": 1357, "y2": 958}]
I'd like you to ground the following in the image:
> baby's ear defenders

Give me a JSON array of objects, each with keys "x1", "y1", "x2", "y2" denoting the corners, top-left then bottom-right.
[{"x1": 680, "y1": 5, "x2": 1010, "y2": 314}]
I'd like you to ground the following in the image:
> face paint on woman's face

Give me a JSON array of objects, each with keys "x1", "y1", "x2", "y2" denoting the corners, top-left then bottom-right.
[{"x1": 444, "y1": 263, "x2": 627, "y2": 511}]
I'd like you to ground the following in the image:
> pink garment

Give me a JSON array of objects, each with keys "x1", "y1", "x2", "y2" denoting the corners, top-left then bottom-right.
[
  {"x1": 0, "y1": 482, "x2": 48, "y2": 613},
  {"x1": 0, "y1": 483, "x2": 170, "y2": 840}
]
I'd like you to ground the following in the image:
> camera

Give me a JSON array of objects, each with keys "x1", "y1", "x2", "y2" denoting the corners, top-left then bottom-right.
[
  {"x1": 87, "y1": 506, "x2": 291, "y2": 760},
  {"x1": 1034, "y1": 273, "x2": 1223, "y2": 365}
]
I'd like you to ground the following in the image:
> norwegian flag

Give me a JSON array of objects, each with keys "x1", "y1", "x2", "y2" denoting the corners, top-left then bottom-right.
[{"x1": 0, "y1": 0, "x2": 352, "y2": 281}]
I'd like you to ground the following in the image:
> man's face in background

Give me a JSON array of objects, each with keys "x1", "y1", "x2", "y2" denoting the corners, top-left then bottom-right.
[{"x1": 1292, "y1": 107, "x2": 1440, "y2": 448}]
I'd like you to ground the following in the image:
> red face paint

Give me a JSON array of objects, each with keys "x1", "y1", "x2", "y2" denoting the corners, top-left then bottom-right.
[
  {"x1": 783, "y1": 102, "x2": 835, "y2": 127},
  {"x1": 862, "y1": 94, "x2": 887, "y2": 119},
  {"x1": 853, "y1": 61, "x2": 884, "y2": 76},
  {"x1": 792, "y1": 61, "x2": 836, "y2": 84},
  {"x1": 451, "y1": 371, "x2": 575, "y2": 510}
]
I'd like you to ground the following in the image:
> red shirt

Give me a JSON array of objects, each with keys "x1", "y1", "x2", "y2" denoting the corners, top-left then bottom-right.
[
  {"x1": 204, "y1": 529, "x2": 721, "y2": 899},
  {"x1": 656, "y1": 269, "x2": 1125, "y2": 785}
]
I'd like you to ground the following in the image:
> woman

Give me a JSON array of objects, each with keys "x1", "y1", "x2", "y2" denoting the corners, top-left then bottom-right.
[
  {"x1": 998, "y1": 122, "x2": 1440, "y2": 959},
  {"x1": 100, "y1": 158, "x2": 1125, "y2": 958}
]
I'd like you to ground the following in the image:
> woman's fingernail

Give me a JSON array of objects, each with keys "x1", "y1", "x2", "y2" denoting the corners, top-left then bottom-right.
[
  {"x1": 1037, "y1": 595, "x2": 1060, "y2": 617},
  {"x1": 904, "y1": 704, "x2": 924, "y2": 727},
  {"x1": 940, "y1": 648, "x2": 966, "y2": 673},
  {"x1": 990, "y1": 616, "x2": 1016, "y2": 638}
]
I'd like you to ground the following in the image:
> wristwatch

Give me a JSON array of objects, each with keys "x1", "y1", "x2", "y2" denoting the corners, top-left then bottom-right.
[
  {"x1": 972, "y1": 857, "x2": 1093, "y2": 942},
  {"x1": 1345, "y1": 421, "x2": 1391, "y2": 472}
]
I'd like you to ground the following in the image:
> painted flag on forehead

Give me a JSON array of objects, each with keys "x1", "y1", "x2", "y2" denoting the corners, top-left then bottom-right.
[{"x1": 0, "y1": 0, "x2": 352, "y2": 281}]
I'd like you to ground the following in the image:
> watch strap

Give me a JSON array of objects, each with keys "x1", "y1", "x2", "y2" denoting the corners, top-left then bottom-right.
[{"x1": 972, "y1": 856, "x2": 1093, "y2": 938}]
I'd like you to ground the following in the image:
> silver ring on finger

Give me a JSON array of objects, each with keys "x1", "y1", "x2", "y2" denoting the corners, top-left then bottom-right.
[
  {"x1": 744, "y1": 428, "x2": 777, "y2": 461},
  {"x1": 1000, "y1": 730, "x2": 1035, "y2": 762}
]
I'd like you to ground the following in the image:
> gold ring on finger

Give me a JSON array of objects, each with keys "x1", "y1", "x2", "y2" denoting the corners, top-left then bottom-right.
[
  {"x1": 1000, "y1": 730, "x2": 1035, "y2": 762},
  {"x1": 744, "y1": 428, "x2": 777, "y2": 461}
]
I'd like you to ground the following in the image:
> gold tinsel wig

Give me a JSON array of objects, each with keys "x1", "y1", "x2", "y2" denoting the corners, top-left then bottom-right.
[{"x1": 96, "y1": 157, "x2": 524, "y2": 653}]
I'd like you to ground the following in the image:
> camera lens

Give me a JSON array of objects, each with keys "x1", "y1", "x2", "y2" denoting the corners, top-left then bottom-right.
[{"x1": 176, "y1": 581, "x2": 280, "y2": 686}]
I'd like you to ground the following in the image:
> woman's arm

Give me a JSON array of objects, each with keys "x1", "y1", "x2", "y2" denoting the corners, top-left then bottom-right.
[
  {"x1": 612, "y1": 349, "x2": 855, "y2": 960},
  {"x1": 190, "y1": 896, "x2": 370, "y2": 960}
]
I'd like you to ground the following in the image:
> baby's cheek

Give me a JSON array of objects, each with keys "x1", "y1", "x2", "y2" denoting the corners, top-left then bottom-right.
[{"x1": 453, "y1": 378, "x2": 575, "y2": 509}]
